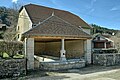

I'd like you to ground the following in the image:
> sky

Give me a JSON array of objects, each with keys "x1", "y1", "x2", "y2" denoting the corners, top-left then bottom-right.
[{"x1": 0, "y1": 0, "x2": 120, "y2": 30}]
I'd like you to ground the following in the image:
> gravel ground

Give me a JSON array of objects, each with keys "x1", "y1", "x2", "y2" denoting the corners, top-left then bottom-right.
[{"x1": 2, "y1": 65, "x2": 120, "y2": 80}]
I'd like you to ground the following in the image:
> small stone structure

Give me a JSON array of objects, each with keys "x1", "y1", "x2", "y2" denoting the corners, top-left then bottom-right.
[
  {"x1": 93, "y1": 53, "x2": 120, "y2": 66},
  {"x1": 39, "y1": 59, "x2": 85, "y2": 70},
  {"x1": 0, "y1": 59, "x2": 26, "y2": 78}
]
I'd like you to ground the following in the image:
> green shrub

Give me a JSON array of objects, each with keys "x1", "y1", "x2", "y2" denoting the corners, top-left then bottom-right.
[
  {"x1": 13, "y1": 53, "x2": 24, "y2": 59},
  {"x1": 0, "y1": 41, "x2": 23, "y2": 58},
  {"x1": 3, "y1": 52, "x2": 10, "y2": 59},
  {"x1": 0, "y1": 52, "x2": 2, "y2": 57}
]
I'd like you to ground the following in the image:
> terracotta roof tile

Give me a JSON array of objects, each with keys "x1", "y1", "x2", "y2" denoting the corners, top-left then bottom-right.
[
  {"x1": 23, "y1": 15, "x2": 91, "y2": 39},
  {"x1": 22, "y1": 4, "x2": 92, "y2": 29}
]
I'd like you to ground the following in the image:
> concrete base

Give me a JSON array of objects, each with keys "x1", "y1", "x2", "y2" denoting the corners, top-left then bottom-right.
[
  {"x1": 39, "y1": 59, "x2": 85, "y2": 71},
  {"x1": 60, "y1": 50, "x2": 66, "y2": 61},
  {"x1": 60, "y1": 57, "x2": 66, "y2": 61}
]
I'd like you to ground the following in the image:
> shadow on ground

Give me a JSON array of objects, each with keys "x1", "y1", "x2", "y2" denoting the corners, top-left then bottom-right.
[
  {"x1": 55, "y1": 65, "x2": 120, "y2": 74},
  {"x1": 2, "y1": 65, "x2": 120, "y2": 80}
]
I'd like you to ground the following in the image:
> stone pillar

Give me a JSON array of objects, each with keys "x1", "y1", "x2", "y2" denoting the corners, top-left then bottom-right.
[
  {"x1": 112, "y1": 42, "x2": 115, "y2": 48},
  {"x1": 84, "y1": 39, "x2": 92, "y2": 64},
  {"x1": 104, "y1": 42, "x2": 106, "y2": 48},
  {"x1": 24, "y1": 38, "x2": 34, "y2": 70},
  {"x1": 60, "y1": 39, "x2": 66, "y2": 61}
]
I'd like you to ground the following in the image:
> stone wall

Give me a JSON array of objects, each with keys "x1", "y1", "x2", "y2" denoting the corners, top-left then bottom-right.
[
  {"x1": 34, "y1": 42, "x2": 45, "y2": 54},
  {"x1": 93, "y1": 53, "x2": 120, "y2": 66},
  {"x1": 39, "y1": 59, "x2": 85, "y2": 70},
  {"x1": 0, "y1": 59, "x2": 26, "y2": 78}
]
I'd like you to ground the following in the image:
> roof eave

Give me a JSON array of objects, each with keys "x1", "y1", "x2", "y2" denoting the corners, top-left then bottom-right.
[{"x1": 23, "y1": 33, "x2": 92, "y2": 39}]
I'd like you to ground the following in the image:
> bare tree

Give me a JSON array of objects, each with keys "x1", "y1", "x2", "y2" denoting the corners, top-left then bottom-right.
[
  {"x1": 2, "y1": 27, "x2": 17, "y2": 41},
  {"x1": 2, "y1": 3, "x2": 23, "y2": 41},
  {"x1": 111, "y1": 31, "x2": 120, "y2": 53}
]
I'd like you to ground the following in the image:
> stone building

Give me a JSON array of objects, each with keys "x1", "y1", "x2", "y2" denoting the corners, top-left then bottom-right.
[
  {"x1": 16, "y1": 4, "x2": 92, "y2": 70},
  {"x1": 92, "y1": 34, "x2": 114, "y2": 50}
]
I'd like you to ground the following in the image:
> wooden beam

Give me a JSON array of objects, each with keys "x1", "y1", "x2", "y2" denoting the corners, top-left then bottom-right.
[{"x1": 31, "y1": 36, "x2": 88, "y2": 40}]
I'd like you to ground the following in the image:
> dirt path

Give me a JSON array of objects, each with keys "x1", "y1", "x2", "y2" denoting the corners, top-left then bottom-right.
[
  {"x1": 2, "y1": 65, "x2": 120, "y2": 80},
  {"x1": 28, "y1": 65, "x2": 120, "y2": 80}
]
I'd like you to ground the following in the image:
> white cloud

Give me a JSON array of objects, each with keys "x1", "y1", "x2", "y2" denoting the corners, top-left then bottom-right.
[
  {"x1": 12, "y1": 0, "x2": 18, "y2": 3},
  {"x1": 88, "y1": 9, "x2": 95, "y2": 14},
  {"x1": 91, "y1": 0, "x2": 97, "y2": 6},
  {"x1": 51, "y1": 0, "x2": 57, "y2": 4},
  {"x1": 110, "y1": 7, "x2": 118, "y2": 11}
]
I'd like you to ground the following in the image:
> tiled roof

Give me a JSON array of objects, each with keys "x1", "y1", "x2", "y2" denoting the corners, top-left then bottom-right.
[
  {"x1": 23, "y1": 15, "x2": 91, "y2": 39},
  {"x1": 92, "y1": 34, "x2": 113, "y2": 42},
  {"x1": 21, "y1": 4, "x2": 92, "y2": 29}
]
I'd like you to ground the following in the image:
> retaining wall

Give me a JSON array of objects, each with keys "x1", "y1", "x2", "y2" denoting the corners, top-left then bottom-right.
[
  {"x1": 0, "y1": 59, "x2": 26, "y2": 78},
  {"x1": 93, "y1": 53, "x2": 120, "y2": 66}
]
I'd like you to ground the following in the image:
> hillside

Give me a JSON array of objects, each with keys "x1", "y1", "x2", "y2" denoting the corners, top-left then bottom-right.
[
  {"x1": 91, "y1": 24, "x2": 118, "y2": 35},
  {"x1": 0, "y1": 6, "x2": 18, "y2": 26},
  {"x1": 0, "y1": 6, "x2": 18, "y2": 40}
]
